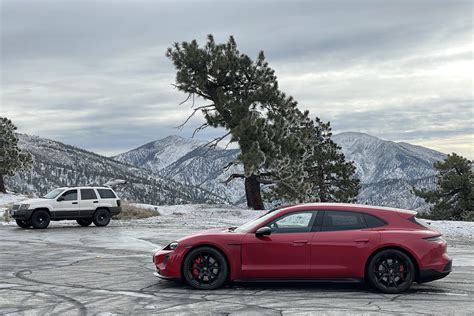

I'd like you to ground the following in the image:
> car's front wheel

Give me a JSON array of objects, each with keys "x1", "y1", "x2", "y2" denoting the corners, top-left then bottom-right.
[
  {"x1": 367, "y1": 249, "x2": 415, "y2": 294},
  {"x1": 183, "y1": 246, "x2": 228, "y2": 290},
  {"x1": 15, "y1": 219, "x2": 31, "y2": 228},
  {"x1": 93, "y1": 209, "x2": 111, "y2": 227},
  {"x1": 30, "y1": 210, "x2": 50, "y2": 229},
  {"x1": 76, "y1": 218, "x2": 93, "y2": 227}
]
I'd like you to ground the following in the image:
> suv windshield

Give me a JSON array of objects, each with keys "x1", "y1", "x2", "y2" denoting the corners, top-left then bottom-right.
[
  {"x1": 43, "y1": 188, "x2": 64, "y2": 199},
  {"x1": 234, "y1": 209, "x2": 284, "y2": 233}
]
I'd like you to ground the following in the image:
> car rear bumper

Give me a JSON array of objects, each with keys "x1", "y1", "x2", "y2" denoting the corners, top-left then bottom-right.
[
  {"x1": 418, "y1": 259, "x2": 452, "y2": 283},
  {"x1": 109, "y1": 206, "x2": 121, "y2": 216}
]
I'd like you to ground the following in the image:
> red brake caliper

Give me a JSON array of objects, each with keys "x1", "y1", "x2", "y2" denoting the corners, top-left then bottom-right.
[
  {"x1": 192, "y1": 256, "x2": 201, "y2": 277},
  {"x1": 399, "y1": 264, "x2": 405, "y2": 280}
]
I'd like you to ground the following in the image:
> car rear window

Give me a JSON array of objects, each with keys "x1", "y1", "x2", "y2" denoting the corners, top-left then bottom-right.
[{"x1": 97, "y1": 189, "x2": 116, "y2": 199}]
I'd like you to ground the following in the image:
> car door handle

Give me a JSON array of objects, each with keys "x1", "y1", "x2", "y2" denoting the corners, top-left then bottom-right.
[
  {"x1": 292, "y1": 240, "x2": 308, "y2": 245},
  {"x1": 354, "y1": 238, "x2": 369, "y2": 243},
  {"x1": 93, "y1": 201, "x2": 98, "y2": 203},
  {"x1": 72, "y1": 202, "x2": 78, "y2": 205}
]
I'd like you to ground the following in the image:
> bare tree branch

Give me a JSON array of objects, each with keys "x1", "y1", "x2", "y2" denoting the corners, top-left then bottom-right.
[
  {"x1": 175, "y1": 104, "x2": 215, "y2": 129},
  {"x1": 198, "y1": 131, "x2": 231, "y2": 150},
  {"x1": 192, "y1": 123, "x2": 209, "y2": 138},
  {"x1": 223, "y1": 160, "x2": 240, "y2": 171},
  {"x1": 223, "y1": 173, "x2": 245, "y2": 185},
  {"x1": 179, "y1": 93, "x2": 192, "y2": 105}
]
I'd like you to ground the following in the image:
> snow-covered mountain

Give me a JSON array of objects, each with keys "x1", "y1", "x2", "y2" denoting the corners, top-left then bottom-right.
[
  {"x1": 333, "y1": 132, "x2": 445, "y2": 211},
  {"x1": 7, "y1": 134, "x2": 226, "y2": 205},
  {"x1": 114, "y1": 136, "x2": 207, "y2": 173},
  {"x1": 115, "y1": 132, "x2": 446, "y2": 211}
]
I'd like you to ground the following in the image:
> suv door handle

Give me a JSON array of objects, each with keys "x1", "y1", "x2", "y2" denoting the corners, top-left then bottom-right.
[
  {"x1": 354, "y1": 238, "x2": 369, "y2": 243},
  {"x1": 292, "y1": 240, "x2": 308, "y2": 246},
  {"x1": 72, "y1": 202, "x2": 78, "y2": 205},
  {"x1": 93, "y1": 201, "x2": 98, "y2": 203}
]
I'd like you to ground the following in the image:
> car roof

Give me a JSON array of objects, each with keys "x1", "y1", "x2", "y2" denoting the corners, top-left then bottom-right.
[
  {"x1": 56, "y1": 186, "x2": 114, "y2": 190},
  {"x1": 282, "y1": 203, "x2": 417, "y2": 216}
]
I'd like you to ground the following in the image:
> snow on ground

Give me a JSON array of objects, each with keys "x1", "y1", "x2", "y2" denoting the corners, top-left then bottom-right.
[
  {"x1": 0, "y1": 192, "x2": 27, "y2": 217},
  {"x1": 1, "y1": 196, "x2": 473, "y2": 240}
]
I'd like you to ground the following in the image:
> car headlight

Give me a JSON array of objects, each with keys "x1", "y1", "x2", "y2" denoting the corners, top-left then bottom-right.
[
  {"x1": 164, "y1": 241, "x2": 179, "y2": 250},
  {"x1": 19, "y1": 204, "x2": 30, "y2": 210}
]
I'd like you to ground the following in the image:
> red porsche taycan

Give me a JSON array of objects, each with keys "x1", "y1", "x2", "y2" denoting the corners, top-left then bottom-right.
[{"x1": 153, "y1": 203, "x2": 452, "y2": 293}]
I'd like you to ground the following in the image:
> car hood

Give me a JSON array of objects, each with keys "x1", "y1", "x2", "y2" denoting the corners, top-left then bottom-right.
[
  {"x1": 176, "y1": 227, "x2": 235, "y2": 242},
  {"x1": 16, "y1": 198, "x2": 49, "y2": 205}
]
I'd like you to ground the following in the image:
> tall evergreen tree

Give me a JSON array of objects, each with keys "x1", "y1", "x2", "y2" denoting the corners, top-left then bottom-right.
[
  {"x1": 413, "y1": 153, "x2": 473, "y2": 220},
  {"x1": 0, "y1": 117, "x2": 32, "y2": 193},
  {"x1": 167, "y1": 35, "x2": 307, "y2": 209}
]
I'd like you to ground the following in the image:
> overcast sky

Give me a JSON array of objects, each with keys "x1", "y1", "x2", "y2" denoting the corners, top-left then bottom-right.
[{"x1": 1, "y1": 0, "x2": 472, "y2": 158}]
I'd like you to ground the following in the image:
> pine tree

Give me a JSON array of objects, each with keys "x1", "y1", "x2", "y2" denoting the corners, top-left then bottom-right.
[
  {"x1": 267, "y1": 118, "x2": 360, "y2": 203},
  {"x1": 413, "y1": 153, "x2": 473, "y2": 220},
  {"x1": 0, "y1": 117, "x2": 32, "y2": 193},
  {"x1": 167, "y1": 35, "x2": 306, "y2": 209}
]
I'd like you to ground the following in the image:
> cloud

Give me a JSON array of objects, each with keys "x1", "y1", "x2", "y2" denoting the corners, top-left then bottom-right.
[{"x1": 1, "y1": 0, "x2": 472, "y2": 158}]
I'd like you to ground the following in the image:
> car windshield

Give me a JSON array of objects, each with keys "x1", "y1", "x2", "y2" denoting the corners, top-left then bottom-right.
[
  {"x1": 43, "y1": 188, "x2": 64, "y2": 199},
  {"x1": 234, "y1": 208, "x2": 284, "y2": 233}
]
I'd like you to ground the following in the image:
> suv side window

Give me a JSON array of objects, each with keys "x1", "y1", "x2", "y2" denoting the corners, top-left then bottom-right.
[
  {"x1": 97, "y1": 189, "x2": 116, "y2": 199},
  {"x1": 268, "y1": 211, "x2": 317, "y2": 233},
  {"x1": 60, "y1": 189, "x2": 77, "y2": 201},
  {"x1": 80, "y1": 189, "x2": 97, "y2": 200},
  {"x1": 321, "y1": 211, "x2": 366, "y2": 231}
]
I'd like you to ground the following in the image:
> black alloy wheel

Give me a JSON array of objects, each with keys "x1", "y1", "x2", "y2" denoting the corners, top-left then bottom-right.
[
  {"x1": 183, "y1": 247, "x2": 228, "y2": 290},
  {"x1": 93, "y1": 209, "x2": 111, "y2": 227},
  {"x1": 367, "y1": 249, "x2": 415, "y2": 294},
  {"x1": 76, "y1": 218, "x2": 93, "y2": 227},
  {"x1": 15, "y1": 219, "x2": 31, "y2": 228},
  {"x1": 30, "y1": 210, "x2": 51, "y2": 229}
]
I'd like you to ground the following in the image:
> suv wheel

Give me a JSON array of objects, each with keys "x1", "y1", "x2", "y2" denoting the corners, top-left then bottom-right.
[
  {"x1": 16, "y1": 219, "x2": 31, "y2": 228},
  {"x1": 93, "y1": 209, "x2": 111, "y2": 227},
  {"x1": 76, "y1": 218, "x2": 93, "y2": 227},
  {"x1": 31, "y1": 210, "x2": 51, "y2": 229}
]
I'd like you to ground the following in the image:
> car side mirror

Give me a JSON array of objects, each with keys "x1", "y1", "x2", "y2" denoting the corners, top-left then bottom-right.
[
  {"x1": 256, "y1": 226, "x2": 272, "y2": 237},
  {"x1": 57, "y1": 196, "x2": 64, "y2": 202}
]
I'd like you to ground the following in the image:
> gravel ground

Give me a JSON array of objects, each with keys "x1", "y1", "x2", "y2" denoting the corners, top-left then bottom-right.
[{"x1": 0, "y1": 205, "x2": 473, "y2": 315}]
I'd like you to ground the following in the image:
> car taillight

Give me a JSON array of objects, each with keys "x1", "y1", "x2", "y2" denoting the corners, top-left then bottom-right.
[
  {"x1": 423, "y1": 235, "x2": 443, "y2": 241},
  {"x1": 117, "y1": 200, "x2": 121, "y2": 207}
]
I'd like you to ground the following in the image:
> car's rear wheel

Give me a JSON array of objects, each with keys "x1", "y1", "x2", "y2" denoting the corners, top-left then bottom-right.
[
  {"x1": 30, "y1": 210, "x2": 50, "y2": 229},
  {"x1": 183, "y1": 247, "x2": 228, "y2": 290},
  {"x1": 15, "y1": 219, "x2": 31, "y2": 228},
  {"x1": 76, "y1": 218, "x2": 93, "y2": 227},
  {"x1": 93, "y1": 209, "x2": 111, "y2": 227},
  {"x1": 367, "y1": 249, "x2": 415, "y2": 294}
]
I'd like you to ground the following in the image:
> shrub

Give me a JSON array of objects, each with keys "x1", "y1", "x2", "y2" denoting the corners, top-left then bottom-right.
[{"x1": 113, "y1": 202, "x2": 160, "y2": 220}]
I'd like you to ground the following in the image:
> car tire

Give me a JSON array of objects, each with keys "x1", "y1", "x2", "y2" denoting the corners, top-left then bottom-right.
[
  {"x1": 30, "y1": 210, "x2": 50, "y2": 229},
  {"x1": 367, "y1": 249, "x2": 415, "y2": 294},
  {"x1": 76, "y1": 218, "x2": 93, "y2": 227},
  {"x1": 183, "y1": 246, "x2": 228, "y2": 290},
  {"x1": 15, "y1": 219, "x2": 31, "y2": 228},
  {"x1": 93, "y1": 209, "x2": 111, "y2": 227}
]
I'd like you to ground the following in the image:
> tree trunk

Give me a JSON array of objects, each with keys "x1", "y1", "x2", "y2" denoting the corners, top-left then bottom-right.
[
  {"x1": 0, "y1": 174, "x2": 5, "y2": 193},
  {"x1": 245, "y1": 174, "x2": 264, "y2": 210}
]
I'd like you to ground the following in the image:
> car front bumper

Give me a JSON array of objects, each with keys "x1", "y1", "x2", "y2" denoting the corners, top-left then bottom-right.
[
  {"x1": 152, "y1": 248, "x2": 183, "y2": 280},
  {"x1": 10, "y1": 209, "x2": 33, "y2": 220}
]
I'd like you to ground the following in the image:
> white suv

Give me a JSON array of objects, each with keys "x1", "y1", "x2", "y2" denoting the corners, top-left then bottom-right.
[{"x1": 10, "y1": 186, "x2": 122, "y2": 229}]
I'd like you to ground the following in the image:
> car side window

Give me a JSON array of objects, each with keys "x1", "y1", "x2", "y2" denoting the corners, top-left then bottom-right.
[
  {"x1": 80, "y1": 189, "x2": 97, "y2": 200},
  {"x1": 97, "y1": 189, "x2": 116, "y2": 199},
  {"x1": 321, "y1": 211, "x2": 366, "y2": 231},
  {"x1": 364, "y1": 214, "x2": 386, "y2": 228},
  {"x1": 268, "y1": 211, "x2": 316, "y2": 234},
  {"x1": 60, "y1": 189, "x2": 77, "y2": 201}
]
